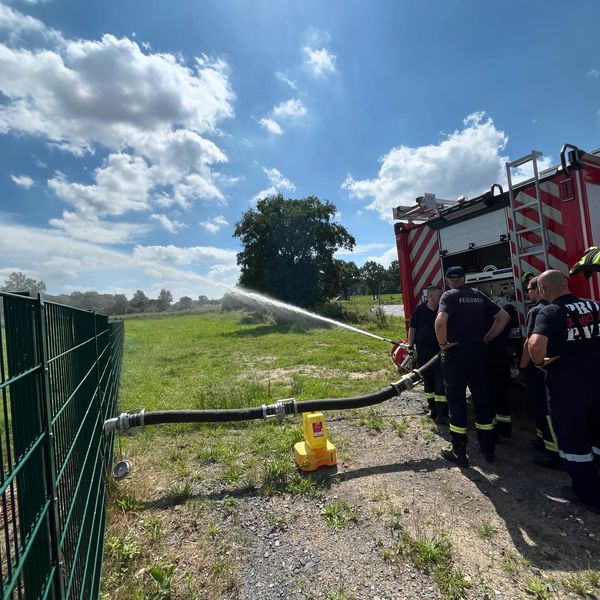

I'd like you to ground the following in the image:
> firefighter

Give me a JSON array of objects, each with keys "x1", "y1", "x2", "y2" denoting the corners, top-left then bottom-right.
[
  {"x1": 435, "y1": 266, "x2": 511, "y2": 467},
  {"x1": 408, "y1": 285, "x2": 447, "y2": 424},
  {"x1": 485, "y1": 302, "x2": 514, "y2": 439},
  {"x1": 518, "y1": 276, "x2": 561, "y2": 468},
  {"x1": 529, "y1": 270, "x2": 600, "y2": 513},
  {"x1": 569, "y1": 246, "x2": 600, "y2": 279}
]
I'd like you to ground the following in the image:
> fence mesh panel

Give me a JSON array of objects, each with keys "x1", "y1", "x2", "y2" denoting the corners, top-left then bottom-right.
[{"x1": 0, "y1": 293, "x2": 124, "y2": 600}]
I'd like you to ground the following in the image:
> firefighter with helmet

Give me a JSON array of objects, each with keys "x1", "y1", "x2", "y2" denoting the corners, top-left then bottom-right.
[
  {"x1": 569, "y1": 246, "x2": 600, "y2": 279},
  {"x1": 407, "y1": 285, "x2": 448, "y2": 424},
  {"x1": 435, "y1": 266, "x2": 510, "y2": 467},
  {"x1": 529, "y1": 270, "x2": 600, "y2": 513}
]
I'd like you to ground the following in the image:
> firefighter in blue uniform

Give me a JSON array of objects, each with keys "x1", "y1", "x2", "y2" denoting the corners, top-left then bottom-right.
[
  {"x1": 408, "y1": 285, "x2": 447, "y2": 424},
  {"x1": 529, "y1": 270, "x2": 600, "y2": 513},
  {"x1": 435, "y1": 266, "x2": 511, "y2": 467},
  {"x1": 518, "y1": 276, "x2": 561, "y2": 468}
]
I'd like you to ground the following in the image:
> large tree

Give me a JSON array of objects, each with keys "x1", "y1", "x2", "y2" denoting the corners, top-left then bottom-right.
[
  {"x1": 234, "y1": 195, "x2": 355, "y2": 307},
  {"x1": 1, "y1": 271, "x2": 47, "y2": 294},
  {"x1": 360, "y1": 261, "x2": 386, "y2": 298}
]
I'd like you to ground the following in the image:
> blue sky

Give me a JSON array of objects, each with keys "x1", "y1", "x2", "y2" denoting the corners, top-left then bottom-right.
[{"x1": 1, "y1": 0, "x2": 599, "y2": 300}]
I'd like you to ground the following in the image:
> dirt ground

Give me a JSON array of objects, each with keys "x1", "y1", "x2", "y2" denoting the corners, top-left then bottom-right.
[{"x1": 108, "y1": 384, "x2": 600, "y2": 600}]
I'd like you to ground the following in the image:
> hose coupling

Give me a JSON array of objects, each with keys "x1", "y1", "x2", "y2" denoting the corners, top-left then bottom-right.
[
  {"x1": 262, "y1": 398, "x2": 296, "y2": 419},
  {"x1": 103, "y1": 412, "x2": 131, "y2": 434}
]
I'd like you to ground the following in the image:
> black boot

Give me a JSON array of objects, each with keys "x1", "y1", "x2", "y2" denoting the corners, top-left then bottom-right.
[
  {"x1": 441, "y1": 444, "x2": 469, "y2": 468},
  {"x1": 534, "y1": 452, "x2": 563, "y2": 471}
]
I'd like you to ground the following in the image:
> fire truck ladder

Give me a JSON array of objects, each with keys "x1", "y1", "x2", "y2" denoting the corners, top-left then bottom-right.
[{"x1": 506, "y1": 151, "x2": 551, "y2": 279}]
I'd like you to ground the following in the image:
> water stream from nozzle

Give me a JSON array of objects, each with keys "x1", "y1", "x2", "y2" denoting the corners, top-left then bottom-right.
[{"x1": 229, "y1": 287, "x2": 401, "y2": 346}]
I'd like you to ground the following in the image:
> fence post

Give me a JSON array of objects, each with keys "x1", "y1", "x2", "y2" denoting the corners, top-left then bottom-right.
[{"x1": 36, "y1": 293, "x2": 66, "y2": 598}]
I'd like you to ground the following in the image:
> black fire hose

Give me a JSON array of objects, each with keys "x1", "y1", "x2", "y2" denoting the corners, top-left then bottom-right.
[{"x1": 103, "y1": 353, "x2": 440, "y2": 434}]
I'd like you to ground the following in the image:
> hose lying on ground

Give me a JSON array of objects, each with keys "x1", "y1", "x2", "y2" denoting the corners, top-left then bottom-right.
[{"x1": 103, "y1": 353, "x2": 440, "y2": 434}]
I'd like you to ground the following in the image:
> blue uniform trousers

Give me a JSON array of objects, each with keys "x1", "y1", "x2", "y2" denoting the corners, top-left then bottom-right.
[
  {"x1": 416, "y1": 343, "x2": 447, "y2": 419},
  {"x1": 546, "y1": 370, "x2": 600, "y2": 508},
  {"x1": 527, "y1": 365, "x2": 558, "y2": 454},
  {"x1": 442, "y1": 343, "x2": 495, "y2": 452}
]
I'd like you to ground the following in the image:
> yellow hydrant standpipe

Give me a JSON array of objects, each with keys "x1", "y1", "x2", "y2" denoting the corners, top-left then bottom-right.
[{"x1": 294, "y1": 412, "x2": 337, "y2": 471}]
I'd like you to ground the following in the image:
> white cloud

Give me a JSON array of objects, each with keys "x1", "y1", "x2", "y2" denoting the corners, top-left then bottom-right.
[
  {"x1": 303, "y1": 47, "x2": 336, "y2": 78},
  {"x1": 337, "y1": 242, "x2": 388, "y2": 256},
  {"x1": 199, "y1": 214, "x2": 229, "y2": 233},
  {"x1": 275, "y1": 71, "x2": 297, "y2": 90},
  {"x1": 259, "y1": 117, "x2": 282, "y2": 135},
  {"x1": 11, "y1": 174, "x2": 34, "y2": 188},
  {"x1": 586, "y1": 68, "x2": 600, "y2": 78},
  {"x1": 251, "y1": 167, "x2": 295, "y2": 204},
  {"x1": 49, "y1": 210, "x2": 150, "y2": 244},
  {"x1": 259, "y1": 99, "x2": 307, "y2": 136},
  {"x1": 0, "y1": 9, "x2": 234, "y2": 236},
  {"x1": 366, "y1": 246, "x2": 398, "y2": 268},
  {"x1": 133, "y1": 244, "x2": 237, "y2": 266},
  {"x1": 272, "y1": 98, "x2": 307, "y2": 120},
  {"x1": 150, "y1": 213, "x2": 187, "y2": 233},
  {"x1": 0, "y1": 221, "x2": 238, "y2": 298},
  {"x1": 342, "y1": 112, "x2": 511, "y2": 221}
]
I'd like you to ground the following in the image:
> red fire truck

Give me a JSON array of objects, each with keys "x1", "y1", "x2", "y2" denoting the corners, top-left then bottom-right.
[{"x1": 393, "y1": 144, "x2": 600, "y2": 337}]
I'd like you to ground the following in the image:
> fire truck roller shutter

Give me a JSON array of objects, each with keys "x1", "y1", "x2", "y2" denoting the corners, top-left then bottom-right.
[{"x1": 438, "y1": 208, "x2": 508, "y2": 255}]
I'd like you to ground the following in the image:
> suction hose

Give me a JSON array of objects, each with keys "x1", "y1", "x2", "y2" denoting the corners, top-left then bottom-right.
[{"x1": 103, "y1": 353, "x2": 440, "y2": 434}]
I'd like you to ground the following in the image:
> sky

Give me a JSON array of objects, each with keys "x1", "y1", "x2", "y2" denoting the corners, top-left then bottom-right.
[{"x1": 1, "y1": 0, "x2": 599, "y2": 301}]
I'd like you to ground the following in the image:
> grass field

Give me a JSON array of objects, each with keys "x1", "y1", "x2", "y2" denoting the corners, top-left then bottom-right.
[{"x1": 102, "y1": 300, "x2": 406, "y2": 598}]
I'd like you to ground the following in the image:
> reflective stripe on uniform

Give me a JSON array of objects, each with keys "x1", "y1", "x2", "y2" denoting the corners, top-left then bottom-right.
[
  {"x1": 495, "y1": 414, "x2": 512, "y2": 423},
  {"x1": 536, "y1": 429, "x2": 543, "y2": 438},
  {"x1": 434, "y1": 395, "x2": 447, "y2": 403},
  {"x1": 425, "y1": 393, "x2": 435, "y2": 400},
  {"x1": 543, "y1": 439, "x2": 558, "y2": 453},
  {"x1": 475, "y1": 422, "x2": 495, "y2": 431},
  {"x1": 558, "y1": 450, "x2": 594, "y2": 462},
  {"x1": 546, "y1": 415, "x2": 559, "y2": 448},
  {"x1": 450, "y1": 424, "x2": 468, "y2": 435},
  {"x1": 593, "y1": 447, "x2": 600, "y2": 456}
]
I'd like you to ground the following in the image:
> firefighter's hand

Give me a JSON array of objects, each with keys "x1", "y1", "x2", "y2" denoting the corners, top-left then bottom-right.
[
  {"x1": 439, "y1": 341, "x2": 458, "y2": 350},
  {"x1": 534, "y1": 356, "x2": 560, "y2": 371},
  {"x1": 407, "y1": 347, "x2": 416, "y2": 359}
]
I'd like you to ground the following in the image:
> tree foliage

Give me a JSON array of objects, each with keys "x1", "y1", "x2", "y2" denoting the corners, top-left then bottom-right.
[
  {"x1": 234, "y1": 195, "x2": 356, "y2": 307},
  {"x1": 157, "y1": 289, "x2": 173, "y2": 311},
  {"x1": 1, "y1": 271, "x2": 47, "y2": 294},
  {"x1": 360, "y1": 261, "x2": 387, "y2": 297}
]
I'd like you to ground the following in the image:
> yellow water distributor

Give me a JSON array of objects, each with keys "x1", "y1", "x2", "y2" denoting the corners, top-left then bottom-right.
[{"x1": 294, "y1": 411, "x2": 337, "y2": 472}]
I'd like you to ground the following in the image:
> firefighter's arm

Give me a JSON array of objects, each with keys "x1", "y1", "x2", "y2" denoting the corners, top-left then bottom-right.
[
  {"x1": 519, "y1": 338, "x2": 532, "y2": 369},
  {"x1": 528, "y1": 334, "x2": 559, "y2": 369},
  {"x1": 482, "y1": 308, "x2": 510, "y2": 345},
  {"x1": 408, "y1": 326, "x2": 416, "y2": 348},
  {"x1": 434, "y1": 311, "x2": 457, "y2": 349}
]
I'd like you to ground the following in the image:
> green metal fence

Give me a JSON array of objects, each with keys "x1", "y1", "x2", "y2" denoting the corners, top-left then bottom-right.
[{"x1": 0, "y1": 292, "x2": 124, "y2": 599}]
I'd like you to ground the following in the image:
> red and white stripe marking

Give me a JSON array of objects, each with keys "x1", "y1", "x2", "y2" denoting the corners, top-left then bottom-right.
[{"x1": 408, "y1": 226, "x2": 442, "y2": 307}]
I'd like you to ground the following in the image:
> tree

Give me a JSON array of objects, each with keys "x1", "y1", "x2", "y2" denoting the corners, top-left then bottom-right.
[
  {"x1": 234, "y1": 195, "x2": 355, "y2": 308},
  {"x1": 383, "y1": 260, "x2": 402, "y2": 294},
  {"x1": 113, "y1": 294, "x2": 129, "y2": 315},
  {"x1": 326, "y1": 259, "x2": 360, "y2": 300},
  {"x1": 1, "y1": 271, "x2": 47, "y2": 294},
  {"x1": 129, "y1": 290, "x2": 150, "y2": 313},
  {"x1": 176, "y1": 296, "x2": 194, "y2": 310},
  {"x1": 157, "y1": 289, "x2": 173, "y2": 312},
  {"x1": 360, "y1": 261, "x2": 386, "y2": 298},
  {"x1": 197, "y1": 295, "x2": 210, "y2": 305}
]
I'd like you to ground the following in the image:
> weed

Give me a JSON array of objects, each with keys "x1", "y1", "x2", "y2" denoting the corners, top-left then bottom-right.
[
  {"x1": 208, "y1": 524, "x2": 219, "y2": 539},
  {"x1": 115, "y1": 493, "x2": 144, "y2": 512},
  {"x1": 293, "y1": 577, "x2": 306, "y2": 592},
  {"x1": 105, "y1": 533, "x2": 141, "y2": 572},
  {"x1": 148, "y1": 562, "x2": 176, "y2": 599},
  {"x1": 266, "y1": 512, "x2": 288, "y2": 532},
  {"x1": 168, "y1": 481, "x2": 193, "y2": 500},
  {"x1": 222, "y1": 495, "x2": 237, "y2": 515},
  {"x1": 288, "y1": 475, "x2": 323, "y2": 497},
  {"x1": 388, "y1": 515, "x2": 403, "y2": 536},
  {"x1": 393, "y1": 417, "x2": 410, "y2": 437},
  {"x1": 500, "y1": 549, "x2": 527, "y2": 578},
  {"x1": 526, "y1": 576, "x2": 550, "y2": 599},
  {"x1": 381, "y1": 548, "x2": 395, "y2": 562},
  {"x1": 322, "y1": 502, "x2": 348, "y2": 529},
  {"x1": 564, "y1": 573, "x2": 594, "y2": 596},
  {"x1": 142, "y1": 515, "x2": 163, "y2": 542},
  {"x1": 585, "y1": 570, "x2": 600, "y2": 588},
  {"x1": 261, "y1": 457, "x2": 294, "y2": 495},
  {"x1": 474, "y1": 520, "x2": 496, "y2": 540},
  {"x1": 406, "y1": 534, "x2": 452, "y2": 569},
  {"x1": 435, "y1": 566, "x2": 470, "y2": 600},
  {"x1": 221, "y1": 464, "x2": 241, "y2": 484},
  {"x1": 356, "y1": 407, "x2": 385, "y2": 432}
]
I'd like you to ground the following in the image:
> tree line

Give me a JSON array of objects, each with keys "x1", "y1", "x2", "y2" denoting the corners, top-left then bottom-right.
[
  {"x1": 2, "y1": 194, "x2": 402, "y2": 314},
  {"x1": 0, "y1": 272, "x2": 218, "y2": 315}
]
